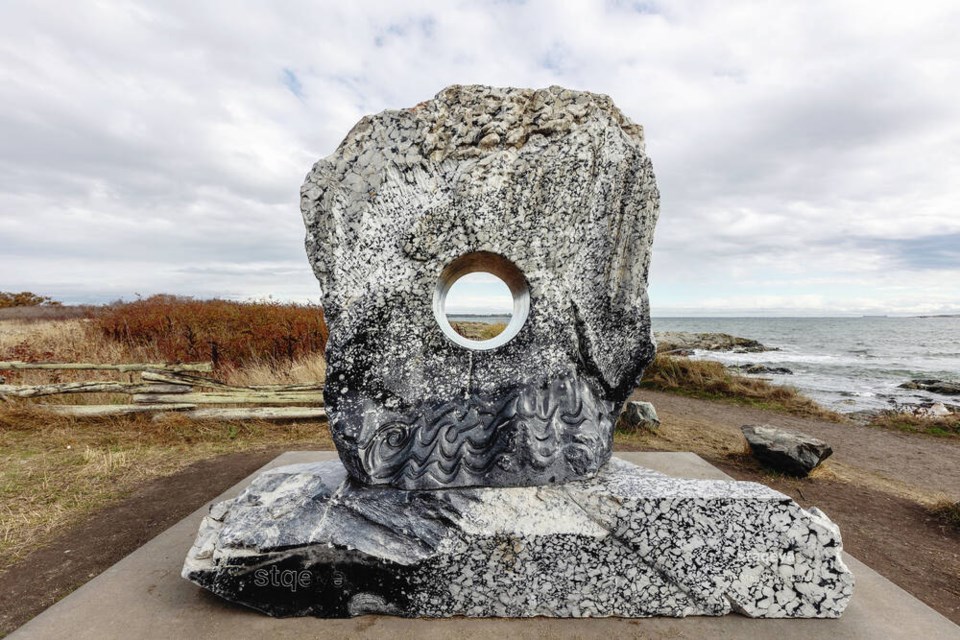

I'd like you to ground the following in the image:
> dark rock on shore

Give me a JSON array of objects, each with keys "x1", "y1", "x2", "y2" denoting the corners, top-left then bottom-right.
[
  {"x1": 741, "y1": 425, "x2": 833, "y2": 477},
  {"x1": 731, "y1": 363, "x2": 794, "y2": 375},
  {"x1": 899, "y1": 379, "x2": 960, "y2": 395},
  {"x1": 655, "y1": 332, "x2": 773, "y2": 354}
]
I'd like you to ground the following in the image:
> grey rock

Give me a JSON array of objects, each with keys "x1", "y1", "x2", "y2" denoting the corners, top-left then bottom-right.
[
  {"x1": 741, "y1": 425, "x2": 833, "y2": 477},
  {"x1": 655, "y1": 332, "x2": 772, "y2": 354},
  {"x1": 890, "y1": 401, "x2": 955, "y2": 418},
  {"x1": 845, "y1": 409, "x2": 882, "y2": 425},
  {"x1": 617, "y1": 400, "x2": 660, "y2": 432},
  {"x1": 300, "y1": 85, "x2": 660, "y2": 490},
  {"x1": 917, "y1": 402, "x2": 952, "y2": 418},
  {"x1": 182, "y1": 457, "x2": 854, "y2": 619},
  {"x1": 899, "y1": 379, "x2": 960, "y2": 395},
  {"x1": 733, "y1": 363, "x2": 794, "y2": 375}
]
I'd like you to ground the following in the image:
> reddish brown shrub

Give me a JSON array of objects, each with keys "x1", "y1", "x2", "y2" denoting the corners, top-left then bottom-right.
[
  {"x1": 91, "y1": 295, "x2": 327, "y2": 368},
  {"x1": 0, "y1": 291, "x2": 61, "y2": 308}
]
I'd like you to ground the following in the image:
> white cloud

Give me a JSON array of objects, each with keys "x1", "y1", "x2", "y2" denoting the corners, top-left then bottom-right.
[{"x1": 1, "y1": 0, "x2": 958, "y2": 314}]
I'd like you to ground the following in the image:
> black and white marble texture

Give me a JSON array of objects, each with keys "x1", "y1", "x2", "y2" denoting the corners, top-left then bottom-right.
[
  {"x1": 183, "y1": 458, "x2": 854, "y2": 619},
  {"x1": 300, "y1": 85, "x2": 660, "y2": 489}
]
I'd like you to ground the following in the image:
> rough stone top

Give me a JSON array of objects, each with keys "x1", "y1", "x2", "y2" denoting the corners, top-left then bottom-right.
[{"x1": 362, "y1": 84, "x2": 646, "y2": 162}]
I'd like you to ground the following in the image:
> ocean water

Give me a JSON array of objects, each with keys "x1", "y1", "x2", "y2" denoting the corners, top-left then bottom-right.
[{"x1": 651, "y1": 317, "x2": 960, "y2": 412}]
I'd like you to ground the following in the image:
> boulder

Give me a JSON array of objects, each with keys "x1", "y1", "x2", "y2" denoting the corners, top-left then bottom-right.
[
  {"x1": 733, "y1": 363, "x2": 794, "y2": 375},
  {"x1": 741, "y1": 424, "x2": 833, "y2": 477},
  {"x1": 899, "y1": 379, "x2": 960, "y2": 395},
  {"x1": 912, "y1": 402, "x2": 953, "y2": 418},
  {"x1": 617, "y1": 400, "x2": 660, "y2": 432},
  {"x1": 300, "y1": 85, "x2": 660, "y2": 490}
]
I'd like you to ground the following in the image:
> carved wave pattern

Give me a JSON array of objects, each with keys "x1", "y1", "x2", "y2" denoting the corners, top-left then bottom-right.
[{"x1": 357, "y1": 373, "x2": 614, "y2": 489}]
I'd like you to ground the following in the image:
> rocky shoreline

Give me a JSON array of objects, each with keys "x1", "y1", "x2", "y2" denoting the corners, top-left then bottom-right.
[
  {"x1": 652, "y1": 331, "x2": 959, "y2": 422},
  {"x1": 654, "y1": 331, "x2": 772, "y2": 355},
  {"x1": 899, "y1": 379, "x2": 960, "y2": 396}
]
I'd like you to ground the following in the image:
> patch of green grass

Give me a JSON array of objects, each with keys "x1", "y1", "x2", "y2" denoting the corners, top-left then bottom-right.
[
  {"x1": 867, "y1": 412, "x2": 960, "y2": 438},
  {"x1": 449, "y1": 321, "x2": 508, "y2": 341}
]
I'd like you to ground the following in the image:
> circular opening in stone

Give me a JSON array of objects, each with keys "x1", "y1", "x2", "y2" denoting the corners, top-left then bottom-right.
[
  {"x1": 433, "y1": 252, "x2": 530, "y2": 351},
  {"x1": 446, "y1": 273, "x2": 513, "y2": 340}
]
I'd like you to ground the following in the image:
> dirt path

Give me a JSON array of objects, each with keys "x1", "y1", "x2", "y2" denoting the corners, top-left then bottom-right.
[
  {"x1": 0, "y1": 448, "x2": 288, "y2": 637},
  {"x1": 635, "y1": 389, "x2": 960, "y2": 501}
]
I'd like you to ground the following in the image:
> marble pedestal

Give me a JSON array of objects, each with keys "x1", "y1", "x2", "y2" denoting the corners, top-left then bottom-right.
[{"x1": 183, "y1": 458, "x2": 854, "y2": 618}]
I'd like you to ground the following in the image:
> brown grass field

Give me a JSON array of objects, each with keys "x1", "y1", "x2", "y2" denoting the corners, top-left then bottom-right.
[
  {"x1": 0, "y1": 298, "x2": 331, "y2": 570},
  {"x1": 449, "y1": 320, "x2": 508, "y2": 341}
]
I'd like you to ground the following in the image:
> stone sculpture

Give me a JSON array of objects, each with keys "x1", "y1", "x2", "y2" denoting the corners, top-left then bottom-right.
[
  {"x1": 299, "y1": 84, "x2": 659, "y2": 490},
  {"x1": 183, "y1": 84, "x2": 854, "y2": 620}
]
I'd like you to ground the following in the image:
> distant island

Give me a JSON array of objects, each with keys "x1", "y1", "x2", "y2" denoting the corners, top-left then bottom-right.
[{"x1": 914, "y1": 314, "x2": 960, "y2": 318}]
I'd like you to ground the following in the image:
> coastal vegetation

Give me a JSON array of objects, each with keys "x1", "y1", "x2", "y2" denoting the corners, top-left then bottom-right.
[
  {"x1": 449, "y1": 320, "x2": 508, "y2": 341},
  {"x1": 866, "y1": 411, "x2": 960, "y2": 438},
  {"x1": 93, "y1": 295, "x2": 327, "y2": 369},
  {"x1": 0, "y1": 291, "x2": 61, "y2": 308},
  {"x1": 931, "y1": 499, "x2": 960, "y2": 530},
  {"x1": 639, "y1": 355, "x2": 842, "y2": 420},
  {"x1": 0, "y1": 297, "x2": 332, "y2": 571}
]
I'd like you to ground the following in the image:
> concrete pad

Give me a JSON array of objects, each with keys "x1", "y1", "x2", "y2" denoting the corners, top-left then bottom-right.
[{"x1": 9, "y1": 452, "x2": 959, "y2": 640}]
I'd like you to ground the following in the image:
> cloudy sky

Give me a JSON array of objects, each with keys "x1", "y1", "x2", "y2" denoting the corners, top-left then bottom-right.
[{"x1": 2, "y1": 1, "x2": 958, "y2": 316}]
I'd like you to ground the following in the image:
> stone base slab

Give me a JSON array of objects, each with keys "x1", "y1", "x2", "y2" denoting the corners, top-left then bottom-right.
[
  {"x1": 9, "y1": 453, "x2": 960, "y2": 640},
  {"x1": 182, "y1": 457, "x2": 854, "y2": 618}
]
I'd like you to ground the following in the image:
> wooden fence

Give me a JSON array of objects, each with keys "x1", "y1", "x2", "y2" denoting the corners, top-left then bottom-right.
[{"x1": 0, "y1": 361, "x2": 325, "y2": 421}]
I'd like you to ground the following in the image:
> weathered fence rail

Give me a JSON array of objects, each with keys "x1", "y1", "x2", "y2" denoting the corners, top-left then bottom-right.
[
  {"x1": 0, "y1": 361, "x2": 213, "y2": 372},
  {"x1": 140, "y1": 370, "x2": 322, "y2": 392},
  {"x1": 132, "y1": 391, "x2": 324, "y2": 405},
  {"x1": 0, "y1": 361, "x2": 325, "y2": 421},
  {"x1": 0, "y1": 382, "x2": 191, "y2": 398}
]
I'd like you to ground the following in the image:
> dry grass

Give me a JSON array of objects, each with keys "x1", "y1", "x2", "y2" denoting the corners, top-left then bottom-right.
[
  {"x1": 0, "y1": 403, "x2": 332, "y2": 570},
  {"x1": 220, "y1": 353, "x2": 327, "y2": 387},
  {"x1": 93, "y1": 295, "x2": 327, "y2": 368},
  {"x1": 0, "y1": 305, "x2": 96, "y2": 322},
  {"x1": 0, "y1": 311, "x2": 333, "y2": 568},
  {"x1": 0, "y1": 318, "x2": 153, "y2": 364},
  {"x1": 640, "y1": 355, "x2": 842, "y2": 420},
  {"x1": 0, "y1": 319, "x2": 159, "y2": 405},
  {"x1": 0, "y1": 317, "x2": 327, "y2": 400},
  {"x1": 450, "y1": 321, "x2": 508, "y2": 341},
  {"x1": 930, "y1": 499, "x2": 960, "y2": 529}
]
